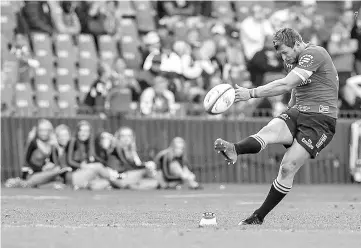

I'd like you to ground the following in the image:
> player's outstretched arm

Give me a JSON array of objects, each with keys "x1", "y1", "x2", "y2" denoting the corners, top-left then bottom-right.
[{"x1": 234, "y1": 70, "x2": 305, "y2": 102}]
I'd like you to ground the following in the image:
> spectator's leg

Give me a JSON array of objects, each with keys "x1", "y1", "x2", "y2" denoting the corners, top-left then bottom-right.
[
  {"x1": 169, "y1": 162, "x2": 199, "y2": 188},
  {"x1": 355, "y1": 59, "x2": 361, "y2": 75},
  {"x1": 112, "y1": 169, "x2": 147, "y2": 189},
  {"x1": 25, "y1": 167, "x2": 64, "y2": 188},
  {"x1": 71, "y1": 168, "x2": 99, "y2": 189},
  {"x1": 88, "y1": 178, "x2": 111, "y2": 190}
]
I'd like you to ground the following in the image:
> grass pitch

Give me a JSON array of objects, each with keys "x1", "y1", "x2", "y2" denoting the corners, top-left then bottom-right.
[{"x1": 1, "y1": 185, "x2": 361, "y2": 248}]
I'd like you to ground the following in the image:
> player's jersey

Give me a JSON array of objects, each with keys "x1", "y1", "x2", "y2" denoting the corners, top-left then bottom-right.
[{"x1": 284, "y1": 44, "x2": 339, "y2": 118}]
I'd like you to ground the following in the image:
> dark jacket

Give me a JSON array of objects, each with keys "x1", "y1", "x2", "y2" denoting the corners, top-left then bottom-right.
[
  {"x1": 23, "y1": 1, "x2": 54, "y2": 34},
  {"x1": 66, "y1": 137, "x2": 95, "y2": 170},
  {"x1": 107, "y1": 146, "x2": 145, "y2": 173},
  {"x1": 25, "y1": 139, "x2": 52, "y2": 172}
]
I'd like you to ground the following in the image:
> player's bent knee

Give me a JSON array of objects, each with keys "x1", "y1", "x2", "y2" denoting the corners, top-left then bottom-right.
[{"x1": 279, "y1": 161, "x2": 298, "y2": 179}]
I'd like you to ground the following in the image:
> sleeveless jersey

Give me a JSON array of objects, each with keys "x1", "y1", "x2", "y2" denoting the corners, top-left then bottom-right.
[{"x1": 284, "y1": 44, "x2": 339, "y2": 118}]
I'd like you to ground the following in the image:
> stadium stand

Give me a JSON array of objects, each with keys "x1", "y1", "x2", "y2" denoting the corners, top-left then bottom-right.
[{"x1": 0, "y1": 0, "x2": 360, "y2": 118}]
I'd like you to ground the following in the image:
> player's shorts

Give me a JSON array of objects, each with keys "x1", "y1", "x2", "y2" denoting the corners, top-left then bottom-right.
[{"x1": 276, "y1": 108, "x2": 336, "y2": 159}]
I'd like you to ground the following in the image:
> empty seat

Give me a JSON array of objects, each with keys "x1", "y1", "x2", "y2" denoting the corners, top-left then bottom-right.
[
  {"x1": 133, "y1": 1, "x2": 156, "y2": 32},
  {"x1": 119, "y1": 36, "x2": 142, "y2": 69},
  {"x1": 15, "y1": 82, "x2": 34, "y2": 115},
  {"x1": 34, "y1": 82, "x2": 55, "y2": 116},
  {"x1": 119, "y1": 18, "x2": 140, "y2": 43},
  {"x1": 57, "y1": 84, "x2": 77, "y2": 116},
  {"x1": 78, "y1": 34, "x2": 98, "y2": 76},
  {"x1": 98, "y1": 35, "x2": 118, "y2": 66},
  {"x1": 116, "y1": 0, "x2": 135, "y2": 17},
  {"x1": 31, "y1": 33, "x2": 54, "y2": 85},
  {"x1": 54, "y1": 34, "x2": 77, "y2": 77},
  {"x1": 1, "y1": 75, "x2": 14, "y2": 114},
  {"x1": 0, "y1": 1, "x2": 17, "y2": 36},
  {"x1": 77, "y1": 67, "x2": 96, "y2": 102}
]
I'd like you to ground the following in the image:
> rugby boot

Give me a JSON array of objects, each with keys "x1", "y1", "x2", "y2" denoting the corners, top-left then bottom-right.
[
  {"x1": 214, "y1": 138, "x2": 237, "y2": 164},
  {"x1": 238, "y1": 213, "x2": 264, "y2": 225}
]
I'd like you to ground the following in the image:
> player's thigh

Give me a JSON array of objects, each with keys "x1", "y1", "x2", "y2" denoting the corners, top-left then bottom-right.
[
  {"x1": 257, "y1": 118, "x2": 293, "y2": 145},
  {"x1": 278, "y1": 139, "x2": 310, "y2": 178}
]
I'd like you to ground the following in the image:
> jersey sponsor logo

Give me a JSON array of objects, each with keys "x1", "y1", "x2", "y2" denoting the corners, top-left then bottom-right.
[
  {"x1": 298, "y1": 54, "x2": 314, "y2": 68},
  {"x1": 316, "y1": 134, "x2": 327, "y2": 149},
  {"x1": 298, "y1": 79, "x2": 312, "y2": 86},
  {"x1": 285, "y1": 63, "x2": 293, "y2": 69},
  {"x1": 319, "y1": 105, "x2": 330, "y2": 113},
  {"x1": 278, "y1": 113, "x2": 290, "y2": 121},
  {"x1": 301, "y1": 138, "x2": 314, "y2": 150},
  {"x1": 296, "y1": 105, "x2": 311, "y2": 112}
]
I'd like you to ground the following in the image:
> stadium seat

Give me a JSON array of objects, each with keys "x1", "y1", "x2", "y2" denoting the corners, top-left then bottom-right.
[
  {"x1": 116, "y1": 0, "x2": 135, "y2": 17},
  {"x1": 14, "y1": 82, "x2": 35, "y2": 115},
  {"x1": 34, "y1": 82, "x2": 55, "y2": 116},
  {"x1": 211, "y1": 1, "x2": 235, "y2": 23},
  {"x1": 31, "y1": 33, "x2": 54, "y2": 85},
  {"x1": 78, "y1": 34, "x2": 98, "y2": 76},
  {"x1": 98, "y1": 35, "x2": 118, "y2": 66},
  {"x1": 57, "y1": 84, "x2": 77, "y2": 116},
  {"x1": 119, "y1": 35, "x2": 143, "y2": 69},
  {"x1": 54, "y1": 34, "x2": 77, "y2": 77},
  {"x1": 1, "y1": 74, "x2": 14, "y2": 114},
  {"x1": 132, "y1": 1, "x2": 156, "y2": 32},
  {"x1": 119, "y1": 18, "x2": 140, "y2": 43},
  {"x1": 56, "y1": 66, "x2": 75, "y2": 91},
  {"x1": 0, "y1": 1, "x2": 17, "y2": 37},
  {"x1": 77, "y1": 67, "x2": 96, "y2": 102}
]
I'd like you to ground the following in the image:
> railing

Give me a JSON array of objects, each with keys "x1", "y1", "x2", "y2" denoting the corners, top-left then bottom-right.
[{"x1": 0, "y1": 115, "x2": 356, "y2": 184}]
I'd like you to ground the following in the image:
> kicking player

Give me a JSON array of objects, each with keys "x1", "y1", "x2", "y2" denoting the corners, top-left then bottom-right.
[{"x1": 214, "y1": 28, "x2": 339, "y2": 225}]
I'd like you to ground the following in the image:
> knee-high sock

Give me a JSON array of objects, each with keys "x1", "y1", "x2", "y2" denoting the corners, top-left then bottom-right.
[
  {"x1": 254, "y1": 179, "x2": 291, "y2": 220},
  {"x1": 234, "y1": 135, "x2": 267, "y2": 155}
]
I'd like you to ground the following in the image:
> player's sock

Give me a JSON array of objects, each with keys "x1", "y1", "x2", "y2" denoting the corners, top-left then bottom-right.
[
  {"x1": 253, "y1": 179, "x2": 291, "y2": 220},
  {"x1": 234, "y1": 135, "x2": 266, "y2": 155}
]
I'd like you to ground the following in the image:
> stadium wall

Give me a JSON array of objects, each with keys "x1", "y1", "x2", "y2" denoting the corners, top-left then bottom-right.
[{"x1": 1, "y1": 116, "x2": 355, "y2": 184}]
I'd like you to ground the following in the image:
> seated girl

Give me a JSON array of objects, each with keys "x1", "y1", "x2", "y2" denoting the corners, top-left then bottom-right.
[
  {"x1": 63, "y1": 121, "x2": 121, "y2": 190},
  {"x1": 5, "y1": 119, "x2": 71, "y2": 188},
  {"x1": 107, "y1": 126, "x2": 160, "y2": 189},
  {"x1": 154, "y1": 137, "x2": 202, "y2": 190}
]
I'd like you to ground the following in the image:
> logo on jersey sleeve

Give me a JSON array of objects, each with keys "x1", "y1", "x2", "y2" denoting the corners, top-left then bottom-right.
[{"x1": 298, "y1": 54, "x2": 314, "y2": 68}]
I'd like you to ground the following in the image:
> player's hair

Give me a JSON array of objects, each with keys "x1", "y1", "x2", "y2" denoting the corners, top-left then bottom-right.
[{"x1": 273, "y1": 28, "x2": 303, "y2": 50}]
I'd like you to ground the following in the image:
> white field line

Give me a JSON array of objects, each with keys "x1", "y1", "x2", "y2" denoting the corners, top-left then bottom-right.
[
  {"x1": 162, "y1": 193, "x2": 264, "y2": 198},
  {"x1": 1, "y1": 223, "x2": 164, "y2": 229}
]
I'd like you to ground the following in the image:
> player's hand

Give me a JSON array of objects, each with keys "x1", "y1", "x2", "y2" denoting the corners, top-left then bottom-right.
[{"x1": 234, "y1": 84, "x2": 251, "y2": 103}]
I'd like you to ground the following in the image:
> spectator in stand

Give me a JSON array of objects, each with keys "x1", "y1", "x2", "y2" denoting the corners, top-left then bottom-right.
[
  {"x1": 107, "y1": 127, "x2": 160, "y2": 189},
  {"x1": 111, "y1": 58, "x2": 141, "y2": 101},
  {"x1": 76, "y1": 1, "x2": 116, "y2": 36},
  {"x1": 140, "y1": 75, "x2": 176, "y2": 116},
  {"x1": 65, "y1": 121, "x2": 122, "y2": 190},
  {"x1": 240, "y1": 4, "x2": 273, "y2": 61},
  {"x1": 9, "y1": 34, "x2": 40, "y2": 83},
  {"x1": 328, "y1": 9, "x2": 359, "y2": 109},
  {"x1": 351, "y1": 7, "x2": 361, "y2": 74},
  {"x1": 5, "y1": 119, "x2": 71, "y2": 188},
  {"x1": 248, "y1": 35, "x2": 284, "y2": 87},
  {"x1": 48, "y1": 1, "x2": 81, "y2": 35},
  {"x1": 142, "y1": 31, "x2": 162, "y2": 75},
  {"x1": 300, "y1": 15, "x2": 330, "y2": 48},
  {"x1": 154, "y1": 137, "x2": 202, "y2": 190},
  {"x1": 22, "y1": 1, "x2": 54, "y2": 35},
  {"x1": 83, "y1": 63, "x2": 112, "y2": 114}
]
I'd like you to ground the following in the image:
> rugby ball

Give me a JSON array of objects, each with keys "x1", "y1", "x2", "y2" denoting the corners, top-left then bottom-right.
[{"x1": 204, "y1": 84, "x2": 235, "y2": 115}]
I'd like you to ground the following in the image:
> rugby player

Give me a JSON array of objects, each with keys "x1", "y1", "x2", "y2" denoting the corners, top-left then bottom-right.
[{"x1": 214, "y1": 28, "x2": 339, "y2": 225}]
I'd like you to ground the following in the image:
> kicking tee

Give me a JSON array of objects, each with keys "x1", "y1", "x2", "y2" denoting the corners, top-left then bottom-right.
[{"x1": 284, "y1": 44, "x2": 339, "y2": 118}]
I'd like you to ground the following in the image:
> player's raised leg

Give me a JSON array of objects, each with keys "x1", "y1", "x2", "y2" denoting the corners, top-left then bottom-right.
[
  {"x1": 239, "y1": 139, "x2": 310, "y2": 225},
  {"x1": 214, "y1": 117, "x2": 293, "y2": 164}
]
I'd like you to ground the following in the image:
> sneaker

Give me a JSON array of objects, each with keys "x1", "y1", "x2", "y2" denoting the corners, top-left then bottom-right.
[
  {"x1": 5, "y1": 177, "x2": 27, "y2": 188},
  {"x1": 238, "y1": 213, "x2": 263, "y2": 225},
  {"x1": 214, "y1": 138, "x2": 237, "y2": 164}
]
